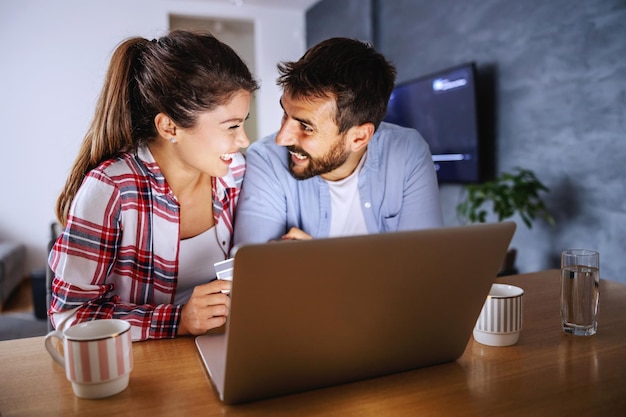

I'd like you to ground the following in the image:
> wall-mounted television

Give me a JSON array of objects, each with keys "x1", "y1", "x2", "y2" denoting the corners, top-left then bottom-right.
[{"x1": 384, "y1": 62, "x2": 492, "y2": 184}]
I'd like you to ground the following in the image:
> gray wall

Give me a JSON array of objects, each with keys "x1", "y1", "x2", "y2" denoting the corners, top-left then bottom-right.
[
  {"x1": 306, "y1": 0, "x2": 373, "y2": 46},
  {"x1": 307, "y1": 0, "x2": 626, "y2": 283}
]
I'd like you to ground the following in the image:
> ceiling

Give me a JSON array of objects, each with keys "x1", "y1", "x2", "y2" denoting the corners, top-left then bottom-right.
[{"x1": 191, "y1": 0, "x2": 321, "y2": 11}]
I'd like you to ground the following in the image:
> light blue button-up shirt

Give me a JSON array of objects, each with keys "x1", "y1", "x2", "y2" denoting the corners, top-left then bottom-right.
[{"x1": 233, "y1": 122, "x2": 443, "y2": 246}]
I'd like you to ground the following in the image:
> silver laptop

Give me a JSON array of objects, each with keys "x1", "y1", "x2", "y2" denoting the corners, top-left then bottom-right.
[{"x1": 195, "y1": 222, "x2": 516, "y2": 404}]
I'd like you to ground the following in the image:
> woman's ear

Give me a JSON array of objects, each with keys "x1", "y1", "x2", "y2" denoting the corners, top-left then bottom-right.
[
  {"x1": 154, "y1": 113, "x2": 177, "y2": 141},
  {"x1": 348, "y1": 122, "x2": 375, "y2": 152}
]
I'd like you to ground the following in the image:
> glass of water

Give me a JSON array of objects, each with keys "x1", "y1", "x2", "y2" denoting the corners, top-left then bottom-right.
[{"x1": 560, "y1": 249, "x2": 600, "y2": 336}]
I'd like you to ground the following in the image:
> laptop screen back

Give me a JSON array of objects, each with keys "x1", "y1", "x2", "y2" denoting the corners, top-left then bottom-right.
[{"x1": 196, "y1": 222, "x2": 516, "y2": 404}]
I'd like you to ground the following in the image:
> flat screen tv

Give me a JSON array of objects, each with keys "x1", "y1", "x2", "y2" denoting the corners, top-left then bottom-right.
[{"x1": 384, "y1": 62, "x2": 491, "y2": 183}]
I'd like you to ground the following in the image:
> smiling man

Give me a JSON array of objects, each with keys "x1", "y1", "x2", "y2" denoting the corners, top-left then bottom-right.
[{"x1": 233, "y1": 37, "x2": 443, "y2": 246}]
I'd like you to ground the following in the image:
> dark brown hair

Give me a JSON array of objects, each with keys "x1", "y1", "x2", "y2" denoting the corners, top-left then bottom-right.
[
  {"x1": 276, "y1": 37, "x2": 397, "y2": 134},
  {"x1": 56, "y1": 30, "x2": 258, "y2": 226}
]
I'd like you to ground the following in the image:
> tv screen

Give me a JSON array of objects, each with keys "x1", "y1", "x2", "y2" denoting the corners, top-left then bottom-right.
[{"x1": 384, "y1": 62, "x2": 488, "y2": 183}]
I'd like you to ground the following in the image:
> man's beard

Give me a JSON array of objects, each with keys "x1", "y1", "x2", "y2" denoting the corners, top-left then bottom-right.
[{"x1": 287, "y1": 136, "x2": 349, "y2": 180}]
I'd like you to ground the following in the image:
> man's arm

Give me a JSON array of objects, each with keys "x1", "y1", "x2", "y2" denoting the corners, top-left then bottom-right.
[
  {"x1": 397, "y1": 135, "x2": 444, "y2": 230},
  {"x1": 233, "y1": 139, "x2": 290, "y2": 247}
]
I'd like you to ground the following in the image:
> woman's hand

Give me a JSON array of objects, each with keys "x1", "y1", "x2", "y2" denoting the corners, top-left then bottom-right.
[{"x1": 177, "y1": 279, "x2": 232, "y2": 336}]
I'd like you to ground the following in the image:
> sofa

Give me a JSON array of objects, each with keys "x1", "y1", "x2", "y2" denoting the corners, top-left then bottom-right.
[{"x1": 0, "y1": 241, "x2": 26, "y2": 310}]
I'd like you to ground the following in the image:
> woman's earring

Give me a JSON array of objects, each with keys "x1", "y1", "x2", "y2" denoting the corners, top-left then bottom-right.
[{"x1": 170, "y1": 137, "x2": 177, "y2": 144}]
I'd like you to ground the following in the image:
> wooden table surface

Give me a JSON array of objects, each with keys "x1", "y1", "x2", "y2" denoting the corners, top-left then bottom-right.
[{"x1": 1, "y1": 269, "x2": 625, "y2": 417}]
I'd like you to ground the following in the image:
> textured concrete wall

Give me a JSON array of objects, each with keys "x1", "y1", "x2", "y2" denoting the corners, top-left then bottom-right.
[
  {"x1": 306, "y1": 0, "x2": 373, "y2": 47},
  {"x1": 307, "y1": 0, "x2": 626, "y2": 283}
]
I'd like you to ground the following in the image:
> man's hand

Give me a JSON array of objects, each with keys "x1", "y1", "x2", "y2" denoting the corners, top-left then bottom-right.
[{"x1": 281, "y1": 227, "x2": 313, "y2": 241}]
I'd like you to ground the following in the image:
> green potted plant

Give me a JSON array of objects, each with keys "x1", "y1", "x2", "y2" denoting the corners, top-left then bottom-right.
[{"x1": 456, "y1": 167, "x2": 555, "y2": 275}]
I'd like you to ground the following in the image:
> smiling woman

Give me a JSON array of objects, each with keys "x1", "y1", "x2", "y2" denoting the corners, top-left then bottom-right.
[{"x1": 47, "y1": 30, "x2": 259, "y2": 342}]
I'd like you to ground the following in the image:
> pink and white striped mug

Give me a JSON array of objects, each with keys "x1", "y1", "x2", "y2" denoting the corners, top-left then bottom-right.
[
  {"x1": 44, "y1": 319, "x2": 133, "y2": 399},
  {"x1": 473, "y1": 284, "x2": 524, "y2": 347}
]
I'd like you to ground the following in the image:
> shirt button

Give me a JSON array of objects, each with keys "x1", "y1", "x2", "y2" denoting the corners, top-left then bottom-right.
[{"x1": 364, "y1": 202, "x2": 371, "y2": 208}]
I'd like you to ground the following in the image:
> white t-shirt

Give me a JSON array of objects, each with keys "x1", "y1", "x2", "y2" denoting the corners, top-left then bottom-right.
[
  {"x1": 174, "y1": 226, "x2": 224, "y2": 304},
  {"x1": 327, "y1": 155, "x2": 368, "y2": 237}
]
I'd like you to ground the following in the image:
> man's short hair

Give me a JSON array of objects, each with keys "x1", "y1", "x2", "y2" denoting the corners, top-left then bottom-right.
[{"x1": 277, "y1": 37, "x2": 397, "y2": 134}]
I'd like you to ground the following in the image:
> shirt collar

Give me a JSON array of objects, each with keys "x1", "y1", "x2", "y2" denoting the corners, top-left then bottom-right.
[
  {"x1": 363, "y1": 124, "x2": 384, "y2": 171},
  {"x1": 136, "y1": 144, "x2": 171, "y2": 196}
]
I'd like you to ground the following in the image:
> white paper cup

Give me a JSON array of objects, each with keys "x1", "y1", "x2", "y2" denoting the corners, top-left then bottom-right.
[
  {"x1": 44, "y1": 319, "x2": 133, "y2": 399},
  {"x1": 473, "y1": 284, "x2": 524, "y2": 347}
]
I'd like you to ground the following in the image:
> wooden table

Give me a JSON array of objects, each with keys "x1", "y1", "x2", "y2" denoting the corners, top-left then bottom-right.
[{"x1": 1, "y1": 270, "x2": 625, "y2": 416}]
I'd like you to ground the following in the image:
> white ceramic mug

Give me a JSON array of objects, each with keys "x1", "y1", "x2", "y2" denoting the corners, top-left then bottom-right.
[
  {"x1": 473, "y1": 283, "x2": 524, "y2": 347},
  {"x1": 44, "y1": 319, "x2": 133, "y2": 399}
]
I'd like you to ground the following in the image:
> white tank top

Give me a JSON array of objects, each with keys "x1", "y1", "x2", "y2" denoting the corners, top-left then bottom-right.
[
  {"x1": 174, "y1": 226, "x2": 225, "y2": 304},
  {"x1": 327, "y1": 155, "x2": 368, "y2": 237}
]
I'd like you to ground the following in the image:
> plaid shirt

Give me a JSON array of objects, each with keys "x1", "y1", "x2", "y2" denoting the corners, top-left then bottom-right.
[{"x1": 49, "y1": 145, "x2": 245, "y2": 341}]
